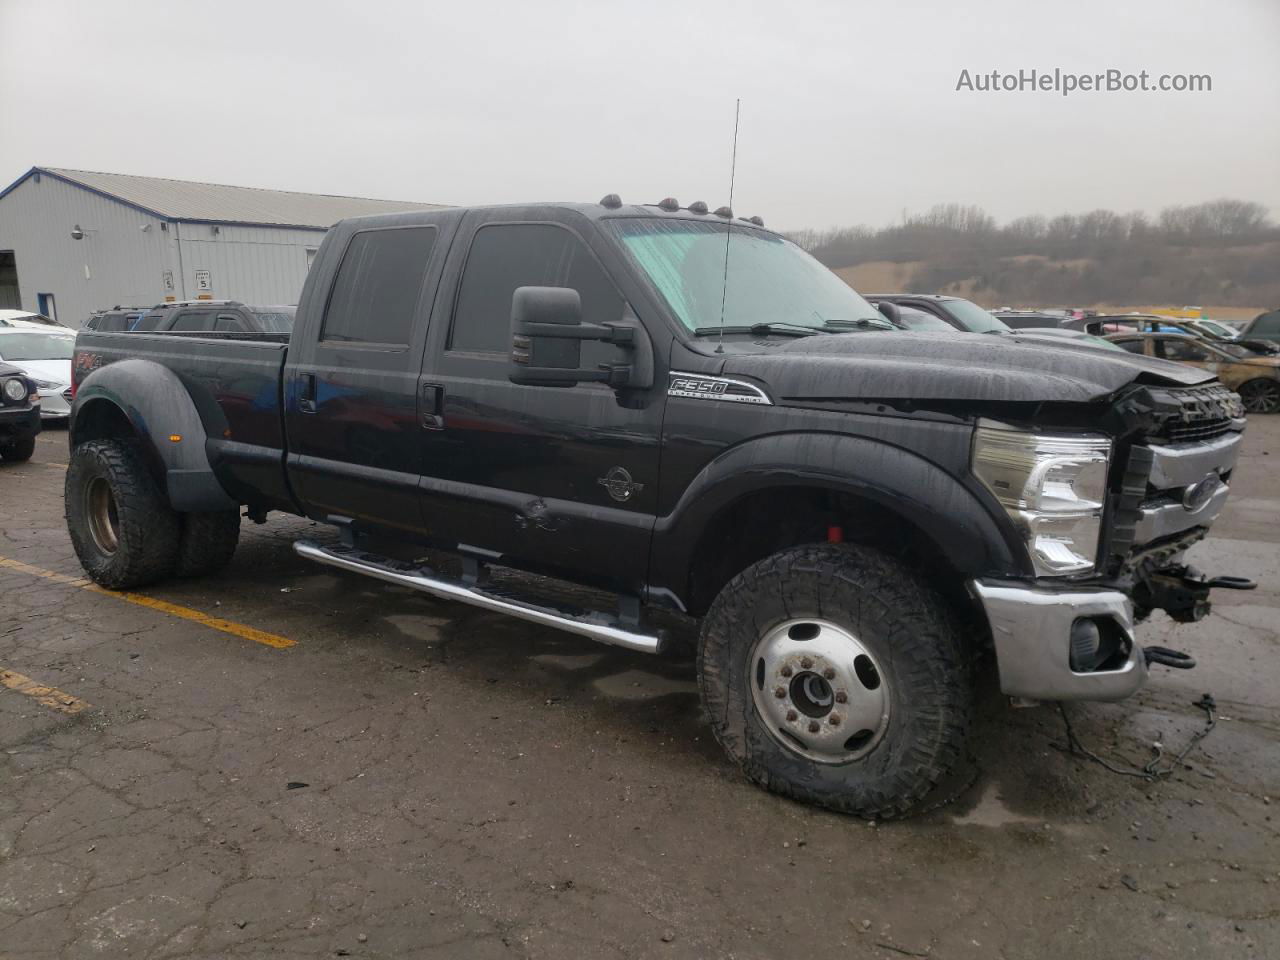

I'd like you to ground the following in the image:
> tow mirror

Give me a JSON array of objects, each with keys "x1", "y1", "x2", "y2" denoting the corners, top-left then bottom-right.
[
  {"x1": 509, "y1": 286, "x2": 653, "y2": 391},
  {"x1": 875, "y1": 301, "x2": 902, "y2": 325}
]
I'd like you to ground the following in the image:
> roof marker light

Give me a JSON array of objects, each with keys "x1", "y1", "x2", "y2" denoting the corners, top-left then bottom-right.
[
  {"x1": 599, "y1": 193, "x2": 622, "y2": 209},
  {"x1": 713, "y1": 206, "x2": 733, "y2": 218},
  {"x1": 657, "y1": 197, "x2": 679, "y2": 211},
  {"x1": 749, "y1": 215, "x2": 764, "y2": 226},
  {"x1": 688, "y1": 201, "x2": 709, "y2": 214}
]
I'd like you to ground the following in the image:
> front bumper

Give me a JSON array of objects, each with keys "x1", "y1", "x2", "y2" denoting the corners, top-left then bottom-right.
[
  {"x1": 971, "y1": 579, "x2": 1146, "y2": 702},
  {"x1": 0, "y1": 405, "x2": 41, "y2": 442}
]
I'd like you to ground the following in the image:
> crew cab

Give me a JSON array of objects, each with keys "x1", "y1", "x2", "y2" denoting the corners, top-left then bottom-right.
[{"x1": 65, "y1": 198, "x2": 1252, "y2": 817}]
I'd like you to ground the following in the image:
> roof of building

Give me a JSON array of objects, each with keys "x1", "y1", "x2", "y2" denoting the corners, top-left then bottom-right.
[{"x1": 0, "y1": 167, "x2": 447, "y2": 230}]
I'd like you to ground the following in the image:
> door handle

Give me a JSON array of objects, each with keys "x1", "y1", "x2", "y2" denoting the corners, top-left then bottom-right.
[
  {"x1": 298, "y1": 373, "x2": 317, "y2": 414},
  {"x1": 420, "y1": 381, "x2": 444, "y2": 430}
]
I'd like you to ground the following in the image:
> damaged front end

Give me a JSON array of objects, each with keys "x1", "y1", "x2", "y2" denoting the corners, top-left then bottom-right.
[{"x1": 973, "y1": 381, "x2": 1255, "y2": 702}]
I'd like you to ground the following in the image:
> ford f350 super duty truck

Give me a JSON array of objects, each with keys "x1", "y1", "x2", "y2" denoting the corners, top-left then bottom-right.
[{"x1": 65, "y1": 197, "x2": 1252, "y2": 817}]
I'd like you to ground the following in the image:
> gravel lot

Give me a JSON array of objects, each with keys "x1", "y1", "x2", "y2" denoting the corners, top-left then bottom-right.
[{"x1": 1, "y1": 419, "x2": 1277, "y2": 959}]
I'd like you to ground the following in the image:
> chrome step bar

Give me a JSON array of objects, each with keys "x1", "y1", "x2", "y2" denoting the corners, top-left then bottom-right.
[{"x1": 293, "y1": 540, "x2": 664, "y2": 655}]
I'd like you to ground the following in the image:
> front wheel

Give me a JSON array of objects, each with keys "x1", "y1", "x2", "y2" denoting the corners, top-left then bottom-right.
[
  {"x1": 65, "y1": 439, "x2": 180, "y2": 589},
  {"x1": 1238, "y1": 379, "x2": 1280, "y2": 414},
  {"x1": 698, "y1": 544, "x2": 971, "y2": 818}
]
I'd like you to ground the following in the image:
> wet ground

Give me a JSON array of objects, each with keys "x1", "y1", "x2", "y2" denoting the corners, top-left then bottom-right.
[{"x1": 1, "y1": 419, "x2": 1277, "y2": 959}]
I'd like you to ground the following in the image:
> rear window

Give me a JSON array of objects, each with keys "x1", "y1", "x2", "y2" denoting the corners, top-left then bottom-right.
[{"x1": 322, "y1": 227, "x2": 437, "y2": 344}]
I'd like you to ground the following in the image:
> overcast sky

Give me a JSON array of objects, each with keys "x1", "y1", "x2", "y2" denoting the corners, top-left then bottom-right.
[{"x1": 1, "y1": 0, "x2": 1276, "y2": 232}]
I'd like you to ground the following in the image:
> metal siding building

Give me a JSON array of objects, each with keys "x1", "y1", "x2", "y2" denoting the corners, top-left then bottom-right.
[{"x1": 0, "y1": 167, "x2": 444, "y2": 326}]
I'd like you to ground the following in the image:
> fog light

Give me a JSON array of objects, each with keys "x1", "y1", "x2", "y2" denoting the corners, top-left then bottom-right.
[{"x1": 1069, "y1": 618, "x2": 1102, "y2": 672}]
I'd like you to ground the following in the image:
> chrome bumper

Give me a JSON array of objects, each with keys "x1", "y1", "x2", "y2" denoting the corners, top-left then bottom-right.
[{"x1": 971, "y1": 579, "x2": 1146, "y2": 702}]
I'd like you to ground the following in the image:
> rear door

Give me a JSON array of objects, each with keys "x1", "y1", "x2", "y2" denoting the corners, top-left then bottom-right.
[
  {"x1": 415, "y1": 211, "x2": 668, "y2": 593},
  {"x1": 284, "y1": 223, "x2": 447, "y2": 535}
]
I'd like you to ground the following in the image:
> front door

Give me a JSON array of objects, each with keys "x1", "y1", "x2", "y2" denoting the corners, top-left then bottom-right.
[
  {"x1": 285, "y1": 223, "x2": 445, "y2": 535},
  {"x1": 416, "y1": 213, "x2": 667, "y2": 594}
]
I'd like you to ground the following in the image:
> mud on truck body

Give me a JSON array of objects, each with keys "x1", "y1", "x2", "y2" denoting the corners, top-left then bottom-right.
[{"x1": 64, "y1": 197, "x2": 1251, "y2": 816}]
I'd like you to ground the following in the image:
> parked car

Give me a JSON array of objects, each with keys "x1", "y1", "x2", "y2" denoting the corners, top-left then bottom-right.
[
  {"x1": 1107, "y1": 331, "x2": 1280, "y2": 413},
  {"x1": 0, "y1": 309, "x2": 71, "y2": 329},
  {"x1": 992, "y1": 310, "x2": 1072, "y2": 330},
  {"x1": 132, "y1": 300, "x2": 296, "y2": 334},
  {"x1": 66, "y1": 198, "x2": 1250, "y2": 818},
  {"x1": 1074, "y1": 314, "x2": 1278, "y2": 355},
  {"x1": 1239, "y1": 308, "x2": 1280, "y2": 347},
  {"x1": 864, "y1": 294, "x2": 1011, "y2": 334},
  {"x1": 1008, "y1": 327, "x2": 1129, "y2": 352},
  {"x1": 0, "y1": 327, "x2": 76, "y2": 419},
  {"x1": 0, "y1": 361, "x2": 40, "y2": 461},
  {"x1": 85, "y1": 306, "x2": 152, "y2": 332}
]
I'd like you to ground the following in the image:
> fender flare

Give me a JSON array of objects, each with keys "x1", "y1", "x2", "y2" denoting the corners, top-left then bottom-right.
[
  {"x1": 69, "y1": 359, "x2": 238, "y2": 511},
  {"x1": 648, "y1": 431, "x2": 1030, "y2": 607}
]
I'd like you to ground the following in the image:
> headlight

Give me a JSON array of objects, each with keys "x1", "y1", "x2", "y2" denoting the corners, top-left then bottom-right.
[
  {"x1": 2, "y1": 378, "x2": 27, "y2": 402},
  {"x1": 32, "y1": 378, "x2": 60, "y2": 390},
  {"x1": 972, "y1": 426, "x2": 1111, "y2": 577}
]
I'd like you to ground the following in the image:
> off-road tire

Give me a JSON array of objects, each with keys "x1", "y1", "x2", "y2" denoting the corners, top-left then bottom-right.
[
  {"x1": 175, "y1": 511, "x2": 241, "y2": 577},
  {"x1": 65, "y1": 439, "x2": 180, "y2": 589},
  {"x1": 1, "y1": 435, "x2": 36, "y2": 462},
  {"x1": 698, "y1": 543, "x2": 971, "y2": 818}
]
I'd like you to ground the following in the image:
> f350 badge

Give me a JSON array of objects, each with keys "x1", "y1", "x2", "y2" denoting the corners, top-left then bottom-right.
[{"x1": 598, "y1": 466, "x2": 644, "y2": 503}]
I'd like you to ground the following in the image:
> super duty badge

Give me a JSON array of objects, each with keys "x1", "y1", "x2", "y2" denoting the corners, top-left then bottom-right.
[{"x1": 668, "y1": 373, "x2": 771, "y2": 405}]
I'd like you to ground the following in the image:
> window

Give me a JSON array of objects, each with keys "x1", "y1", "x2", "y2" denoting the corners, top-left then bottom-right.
[
  {"x1": 1157, "y1": 339, "x2": 1211, "y2": 362},
  {"x1": 1251, "y1": 310, "x2": 1280, "y2": 335},
  {"x1": 1114, "y1": 339, "x2": 1146, "y2": 354},
  {"x1": 450, "y1": 223, "x2": 623, "y2": 354},
  {"x1": 322, "y1": 226, "x2": 437, "y2": 345},
  {"x1": 169, "y1": 311, "x2": 212, "y2": 331},
  {"x1": 214, "y1": 314, "x2": 248, "y2": 332}
]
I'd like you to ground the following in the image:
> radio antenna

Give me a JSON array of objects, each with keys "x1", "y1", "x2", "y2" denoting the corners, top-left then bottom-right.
[{"x1": 715, "y1": 98, "x2": 741, "y2": 354}]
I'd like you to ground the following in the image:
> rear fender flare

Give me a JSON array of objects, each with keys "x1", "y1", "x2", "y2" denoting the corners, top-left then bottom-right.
[{"x1": 70, "y1": 359, "x2": 237, "y2": 511}]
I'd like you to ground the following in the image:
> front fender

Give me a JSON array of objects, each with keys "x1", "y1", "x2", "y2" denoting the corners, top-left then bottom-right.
[
  {"x1": 70, "y1": 359, "x2": 237, "y2": 511},
  {"x1": 648, "y1": 431, "x2": 1030, "y2": 606}
]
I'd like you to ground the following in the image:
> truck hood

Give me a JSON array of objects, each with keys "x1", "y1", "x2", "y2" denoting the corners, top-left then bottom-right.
[{"x1": 721, "y1": 332, "x2": 1214, "y2": 404}]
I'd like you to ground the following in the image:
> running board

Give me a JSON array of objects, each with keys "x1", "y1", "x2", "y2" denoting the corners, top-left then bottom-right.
[{"x1": 293, "y1": 540, "x2": 665, "y2": 655}]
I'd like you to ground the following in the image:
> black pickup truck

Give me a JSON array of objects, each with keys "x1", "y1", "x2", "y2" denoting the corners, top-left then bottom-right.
[{"x1": 65, "y1": 198, "x2": 1251, "y2": 817}]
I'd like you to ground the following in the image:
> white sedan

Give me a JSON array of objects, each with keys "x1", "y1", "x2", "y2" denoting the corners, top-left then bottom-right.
[{"x1": 0, "y1": 327, "x2": 76, "y2": 419}]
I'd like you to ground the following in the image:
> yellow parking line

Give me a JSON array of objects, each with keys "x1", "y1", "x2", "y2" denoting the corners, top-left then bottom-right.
[
  {"x1": 0, "y1": 556, "x2": 294, "y2": 649},
  {"x1": 1, "y1": 668, "x2": 90, "y2": 716}
]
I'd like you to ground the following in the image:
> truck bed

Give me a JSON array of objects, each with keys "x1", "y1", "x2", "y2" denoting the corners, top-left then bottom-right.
[{"x1": 73, "y1": 330, "x2": 294, "y2": 509}]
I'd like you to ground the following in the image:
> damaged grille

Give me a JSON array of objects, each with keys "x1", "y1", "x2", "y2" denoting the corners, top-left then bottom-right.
[{"x1": 1103, "y1": 383, "x2": 1243, "y2": 574}]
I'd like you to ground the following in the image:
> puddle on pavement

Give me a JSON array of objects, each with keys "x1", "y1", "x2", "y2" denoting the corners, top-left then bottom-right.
[
  {"x1": 950, "y1": 781, "x2": 1041, "y2": 828},
  {"x1": 593, "y1": 669, "x2": 697, "y2": 701},
  {"x1": 531, "y1": 652, "x2": 606, "y2": 671}
]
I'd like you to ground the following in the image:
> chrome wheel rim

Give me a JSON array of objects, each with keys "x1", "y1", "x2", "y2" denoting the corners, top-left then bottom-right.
[
  {"x1": 85, "y1": 476, "x2": 120, "y2": 554},
  {"x1": 748, "y1": 618, "x2": 890, "y2": 764},
  {"x1": 1239, "y1": 381, "x2": 1280, "y2": 414}
]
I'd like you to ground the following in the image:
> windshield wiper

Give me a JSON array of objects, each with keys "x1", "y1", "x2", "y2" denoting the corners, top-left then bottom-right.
[
  {"x1": 692, "y1": 322, "x2": 818, "y2": 338},
  {"x1": 819, "y1": 317, "x2": 899, "y2": 331}
]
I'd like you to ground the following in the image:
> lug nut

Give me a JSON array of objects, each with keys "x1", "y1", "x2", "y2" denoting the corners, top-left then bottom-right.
[
  {"x1": 808, "y1": 721, "x2": 821, "y2": 733},
  {"x1": 774, "y1": 686, "x2": 787, "y2": 699},
  {"x1": 835, "y1": 691, "x2": 848, "y2": 704},
  {"x1": 800, "y1": 657, "x2": 813, "y2": 669},
  {"x1": 829, "y1": 714, "x2": 842, "y2": 726},
  {"x1": 780, "y1": 665, "x2": 793, "y2": 678},
  {"x1": 786, "y1": 710, "x2": 798, "y2": 722},
  {"x1": 823, "y1": 667, "x2": 835, "y2": 680}
]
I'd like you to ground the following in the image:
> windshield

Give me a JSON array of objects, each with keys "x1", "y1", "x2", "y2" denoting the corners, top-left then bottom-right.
[
  {"x1": 895, "y1": 305, "x2": 954, "y2": 331},
  {"x1": 608, "y1": 219, "x2": 886, "y2": 333},
  {"x1": 0, "y1": 332, "x2": 75, "y2": 361},
  {"x1": 1198, "y1": 320, "x2": 1239, "y2": 338},
  {"x1": 940, "y1": 298, "x2": 1009, "y2": 333},
  {"x1": 251, "y1": 307, "x2": 295, "y2": 333}
]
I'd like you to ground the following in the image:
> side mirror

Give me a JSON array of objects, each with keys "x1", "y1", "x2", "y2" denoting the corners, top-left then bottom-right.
[
  {"x1": 509, "y1": 286, "x2": 653, "y2": 391},
  {"x1": 875, "y1": 301, "x2": 902, "y2": 325}
]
